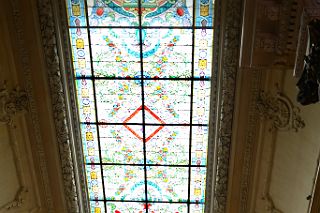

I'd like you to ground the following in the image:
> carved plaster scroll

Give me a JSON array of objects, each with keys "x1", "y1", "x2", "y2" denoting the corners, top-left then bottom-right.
[
  {"x1": 0, "y1": 83, "x2": 28, "y2": 125},
  {"x1": 256, "y1": 86, "x2": 305, "y2": 132}
]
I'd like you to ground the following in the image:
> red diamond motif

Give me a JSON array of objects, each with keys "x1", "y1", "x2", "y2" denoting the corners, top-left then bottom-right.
[{"x1": 123, "y1": 105, "x2": 165, "y2": 142}]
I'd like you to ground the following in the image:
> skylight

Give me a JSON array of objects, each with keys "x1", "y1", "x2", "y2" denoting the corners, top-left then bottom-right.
[{"x1": 65, "y1": 0, "x2": 214, "y2": 212}]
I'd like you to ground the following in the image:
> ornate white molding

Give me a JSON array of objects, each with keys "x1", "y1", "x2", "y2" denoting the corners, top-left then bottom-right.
[
  {"x1": 206, "y1": 0, "x2": 243, "y2": 212},
  {"x1": 0, "y1": 83, "x2": 28, "y2": 125},
  {"x1": 36, "y1": 0, "x2": 82, "y2": 212},
  {"x1": 257, "y1": 87, "x2": 305, "y2": 132}
]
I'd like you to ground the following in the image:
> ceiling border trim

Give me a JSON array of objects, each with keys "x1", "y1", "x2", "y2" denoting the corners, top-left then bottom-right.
[
  {"x1": 35, "y1": 0, "x2": 82, "y2": 212},
  {"x1": 209, "y1": 0, "x2": 244, "y2": 212},
  {"x1": 10, "y1": 0, "x2": 55, "y2": 211}
]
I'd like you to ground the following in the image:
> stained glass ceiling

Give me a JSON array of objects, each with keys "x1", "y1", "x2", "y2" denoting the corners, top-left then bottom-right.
[{"x1": 65, "y1": 0, "x2": 214, "y2": 212}]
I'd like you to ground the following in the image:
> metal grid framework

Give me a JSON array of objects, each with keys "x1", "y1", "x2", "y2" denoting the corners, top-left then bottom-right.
[{"x1": 67, "y1": 0, "x2": 214, "y2": 212}]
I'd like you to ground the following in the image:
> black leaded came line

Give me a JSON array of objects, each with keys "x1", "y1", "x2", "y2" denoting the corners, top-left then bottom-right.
[
  {"x1": 86, "y1": 163, "x2": 207, "y2": 167},
  {"x1": 80, "y1": 122, "x2": 208, "y2": 126},
  {"x1": 68, "y1": 25, "x2": 214, "y2": 30},
  {"x1": 82, "y1": 1, "x2": 107, "y2": 212},
  {"x1": 75, "y1": 76, "x2": 211, "y2": 81},
  {"x1": 187, "y1": 0, "x2": 197, "y2": 211},
  {"x1": 136, "y1": 1, "x2": 149, "y2": 212},
  {"x1": 88, "y1": 199, "x2": 205, "y2": 205}
]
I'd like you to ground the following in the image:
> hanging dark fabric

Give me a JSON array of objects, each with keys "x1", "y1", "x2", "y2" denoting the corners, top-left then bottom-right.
[{"x1": 296, "y1": 19, "x2": 320, "y2": 105}]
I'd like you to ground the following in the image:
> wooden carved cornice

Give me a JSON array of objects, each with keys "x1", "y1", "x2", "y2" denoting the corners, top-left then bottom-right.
[{"x1": 250, "y1": 0, "x2": 303, "y2": 67}]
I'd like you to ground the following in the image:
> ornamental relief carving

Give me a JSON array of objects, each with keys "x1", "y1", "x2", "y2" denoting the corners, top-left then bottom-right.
[
  {"x1": 0, "y1": 84, "x2": 29, "y2": 212},
  {"x1": 256, "y1": 86, "x2": 305, "y2": 132},
  {"x1": 252, "y1": 0, "x2": 302, "y2": 67},
  {"x1": 0, "y1": 82, "x2": 28, "y2": 125},
  {"x1": 0, "y1": 187, "x2": 29, "y2": 211},
  {"x1": 36, "y1": 0, "x2": 80, "y2": 211},
  {"x1": 211, "y1": 0, "x2": 243, "y2": 212}
]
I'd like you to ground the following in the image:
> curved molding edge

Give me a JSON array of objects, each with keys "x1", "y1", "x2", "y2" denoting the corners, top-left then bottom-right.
[{"x1": 257, "y1": 86, "x2": 305, "y2": 132}]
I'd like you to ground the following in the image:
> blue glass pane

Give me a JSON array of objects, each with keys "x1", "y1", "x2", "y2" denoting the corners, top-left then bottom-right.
[
  {"x1": 195, "y1": 0, "x2": 214, "y2": 27},
  {"x1": 66, "y1": 0, "x2": 87, "y2": 26}
]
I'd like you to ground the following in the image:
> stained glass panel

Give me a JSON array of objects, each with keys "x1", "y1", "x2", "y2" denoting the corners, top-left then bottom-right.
[
  {"x1": 146, "y1": 125, "x2": 189, "y2": 165},
  {"x1": 103, "y1": 165, "x2": 145, "y2": 201},
  {"x1": 149, "y1": 203, "x2": 188, "y2": 212},
  {"x1": 86, "y1": 165, "x2": 104, "y2": 200},
  {"x1": 95, "y1": 80, "x2": 142, "y2": 123},
  {"x1": 90, "y1": 28, "x2": 141, "y2": 78},
  {"x1": 81, "y1": 124, "x2": 100, "y2": 163},
  {"x1": 144, "y1": 80, "x2": 191, "y2": 124},
  {"x1": 142, "y1": 29, "x2": 193, "y2": 78},
  {"x1": 66, "y1": 0, "x2": 87, "y2": 26},
  {"x1": 190, "y1": 204, "x2": 205, "y2": 213},
  {"x1": 195, "y1": 0, "x2": 214, "y2": 27},
  {"x1": 86, "y1": 0, "x2": 139, "y2": 27},
  {"x1": 75, "y1": 79, "x2": 96, "y2": 122},
  {"x1": 190, "y1": 167, "x2": 206, "y2": 203},
  {"x1": 85, "y1": 0, "x2": 194, "y2": 27},
  {"x1": 99, "y1": 125, "x2": 144, "y2": 164},
  {"x1": 67, "y1": 0, "x2": 214, "y2": 211},
  {"x1": 192, "y1": 81, "x2": 211, "y2": 124},
  {"x1": 140, "y1": 0, "x2": 194, "y2": 27},
  {"x1": 106, "y1": 202, "x2": 146, "y2": 212},
  {"x1": 90, "y1": 201, "x2": 105, "y2": 213},
  {"x1": 147, "y1": 166, "x2": 189, "y2": 202},
  {"x1": 191, "y1": 126, "x2": 209, "y2": 166},
  {"x1": 194, "y1": 29, "x2": 214, "y2": 79},
  {"x1": 69, "y1": 28, "x2": 92, "y2": 77}
]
